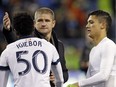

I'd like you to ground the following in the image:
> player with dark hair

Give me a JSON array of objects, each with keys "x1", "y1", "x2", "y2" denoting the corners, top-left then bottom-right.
[
  {"x1": 3, "y1": 7, "x2": 68, "y2": 87},
  {"x1": 0, "y1": 12, "x2": 64, "y2": 87},
  {"x1": 67, "y1": 10, "x2": 116, "y2": 87},
  {"x1": 13, "y1": 12, "x2": 34, "y2": 36}
]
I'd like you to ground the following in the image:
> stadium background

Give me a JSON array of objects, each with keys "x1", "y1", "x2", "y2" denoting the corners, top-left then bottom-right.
[{"x1": 0, "y1": 0, "x2": 115, "y2": 87}]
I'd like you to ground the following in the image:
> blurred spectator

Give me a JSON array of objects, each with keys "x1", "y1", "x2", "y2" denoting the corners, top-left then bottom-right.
[
  {"x1": 97, "y1": 0, "x2": 115, "y2": 42},
  {"x1": 35, "y1": 0, "x2": 61, "y2": 10},
  {"x1": 79, "y1": 32, "x2": 93, "y2": 74},
  {"x1": 111, "y1": 0, "x2": 115, "y2": 17},
  {"x1": 97, "y1": 0, "x2": 113, "y2": 15},
  {"x1": 79, "y1": 45, "x2": 90, "y2": 74},
  {"x1": 57, "y1": 0, "x2": 87, "y2": 38},
  {"x1": 0, "y1": 6, "x2": 4, "y2": 26},
  {"x1": 54, "y1": 6, "x2": 67, "y2": 38},
  {"x1": 87, "y1": 0, "x2": 97, "y2": 11},
  {"x1": 65, "y1": 10, "x2": 81, "y2": 38},
  {"x1": 0, "y1": 31, "x2": 7, "y2": 55}
]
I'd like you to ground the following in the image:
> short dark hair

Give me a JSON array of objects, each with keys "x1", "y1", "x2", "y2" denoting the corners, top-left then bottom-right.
[
  {"x1": 13, "y1": 12, "x2": 34, "y2": 36},
  {"x1": 88, "y1": 10, "x2": 112, "y2": 32}
]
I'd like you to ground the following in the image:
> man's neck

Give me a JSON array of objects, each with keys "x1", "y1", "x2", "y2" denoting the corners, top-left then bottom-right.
[
  {"x1": 94, "y1": 33, "x2": 107, "y2": 46},
  {"x1": 44, "y1": 33, "x2": 52, "y2": 41}
]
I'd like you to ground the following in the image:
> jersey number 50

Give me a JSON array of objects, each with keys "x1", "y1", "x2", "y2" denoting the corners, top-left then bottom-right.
[{"x1": 16, "y1": 50, "x2": 48, "y2": 76}]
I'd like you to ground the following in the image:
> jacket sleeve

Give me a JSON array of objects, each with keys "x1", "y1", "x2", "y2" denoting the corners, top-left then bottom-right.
[
  {"x1": 58, "y1": 40, "x2": 69, "y2": 83},
  {"x1": 3, "y1": 27, "x2": 17, "y2": 44}
]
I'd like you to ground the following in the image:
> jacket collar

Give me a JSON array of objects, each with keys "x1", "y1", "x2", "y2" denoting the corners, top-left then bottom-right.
[
  {"x1": 34, "y1": 28, "x2": 59, "y2": 52},
  {"x1": 34, "y1": 29, "x2": 45, "y2": 39},
  {"x1": 34, "y1": 29, "x2": 58, "y2": 43}
]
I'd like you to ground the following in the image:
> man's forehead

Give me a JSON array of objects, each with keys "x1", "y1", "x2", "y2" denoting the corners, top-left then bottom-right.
[
  {"x1": 88, "y1": 15, "x2": 97, "y2": 19},
  {"x1": 87, "y1": 15, "x2": 98, "y2": 21},
  {"x1": 35, "y1": 13, "x2": 52, "y2": 19}
]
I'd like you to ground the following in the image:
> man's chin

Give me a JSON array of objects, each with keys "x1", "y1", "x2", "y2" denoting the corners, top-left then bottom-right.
[
  {"x1": 39, "y1": 31, "x2": 48, "y2": 34},
  {"x1": 88, "y1": 33, "x2": 91, "y2": 37}
]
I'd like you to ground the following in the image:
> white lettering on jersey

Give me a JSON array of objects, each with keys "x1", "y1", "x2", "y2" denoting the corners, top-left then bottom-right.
[{"x1": 16, "y1": 40, "x2": 42, "y2": 49}]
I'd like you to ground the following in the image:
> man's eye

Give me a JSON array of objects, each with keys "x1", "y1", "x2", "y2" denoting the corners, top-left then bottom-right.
[
  {"x1": 45, "y1": 19, "x2": 50, "y2": 22},
  {"x1": 89, "y1": 21, "x2": 94, "y2": 24},
  {"x1": 37, "y1": 19, "x2": 43, "y2": 22}
]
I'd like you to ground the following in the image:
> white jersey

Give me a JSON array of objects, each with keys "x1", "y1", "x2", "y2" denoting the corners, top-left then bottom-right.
[
  {"x1": 0, "y1": 37, "x2": 63, "y2": 87},
  {"x1": 79, "y1": 37, "x2": 116, "y2": 87}
]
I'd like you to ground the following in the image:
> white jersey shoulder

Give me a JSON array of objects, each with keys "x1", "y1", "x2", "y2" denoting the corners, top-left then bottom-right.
[
  {"x1": 79, "y1": 37, "x2": 116, "y2": 87},
  {"x1": 0, "y1": 37, "x2": 61, "y2": 87}
]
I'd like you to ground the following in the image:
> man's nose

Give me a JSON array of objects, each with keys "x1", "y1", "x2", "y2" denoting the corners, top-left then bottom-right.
[
  {"x1": 41, "y1": 21, "x2": 46, "y2": 26},
  {"x1": 86, "y1": 23, "x2": 89, "y2": 29}
]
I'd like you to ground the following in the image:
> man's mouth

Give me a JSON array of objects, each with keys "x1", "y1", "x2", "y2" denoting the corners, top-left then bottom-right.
[{"x1": 40, "y1": 28, "x2": 48, "y2": 29}]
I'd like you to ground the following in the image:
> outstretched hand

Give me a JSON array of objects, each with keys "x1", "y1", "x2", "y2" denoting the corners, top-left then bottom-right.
[
  {"x1": 50, "y1": 72, "x2": 55, "y2": 83},
  {"x1": 67, "y1": 84, "x2": 76, "y2": 87},
  {"x1": 3, "y1": 12, "x2": 11, "y2": 30},
  {"x1": 67, "y1": 83, "x2": 79, "y2": 87}
]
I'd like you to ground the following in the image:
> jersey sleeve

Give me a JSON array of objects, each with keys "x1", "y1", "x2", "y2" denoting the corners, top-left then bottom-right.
[
  {"x1": 51, "y1": 46, "x2": 60, "y2": 65},
  {"x1": 79, "y1": 43, "x2": 116, "y2": 87},
  {"x1": 51, "y1": 46, "x2": 64, "y2": 87},
  {"x1": 0, "y1": 70, "x2": 9, "y2": 87},
  {"x1": 0, "y1": 49, "x2": 10, "y2": 87},
  {"x1": 51, "y1": 62, "x2": 64, "y2": 87},
  {"x1": 0, "y1": 49, "x2": 9, "y2": 69}
]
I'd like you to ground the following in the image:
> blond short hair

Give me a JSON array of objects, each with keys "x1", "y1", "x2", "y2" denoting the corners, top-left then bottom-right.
[{"x1": 34, "y1": 7, "x2": 55, "y2": 20}]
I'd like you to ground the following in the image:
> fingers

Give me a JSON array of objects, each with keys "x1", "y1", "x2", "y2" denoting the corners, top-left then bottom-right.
[
  {"x1": 50, "y1": 75, "x2": 55, "y2": 80},
  {"x1": 4, "y1": 12, "x2": 8, "y2": 15},
  {"x1": 67, "y1": 84, "x2": 71, "y2": 87},
  {"x1": 50, "y1": 71, "x2": 55, "y2": 81},
  {"x1": 50, "y1": 74, "x2": 55, "y2": 82},
  {"x1": 67, "y1": 84, "x2": 77, "y2": 87},
  {"x1": 3, "y1": 12, "x2": 9, "y2": 24},
  {"x1": 3, "y1": 12, "x2": 10, "y2": 30}
]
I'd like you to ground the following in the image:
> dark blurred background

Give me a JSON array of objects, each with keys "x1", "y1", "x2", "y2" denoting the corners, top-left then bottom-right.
[{"x1": 0, "y1": 0, "x2": 115, "y2": 86}]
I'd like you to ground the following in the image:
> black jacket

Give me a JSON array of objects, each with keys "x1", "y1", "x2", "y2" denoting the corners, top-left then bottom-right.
[{"x1": 3, "y1": 28, "x2": 69, "y2": 85}]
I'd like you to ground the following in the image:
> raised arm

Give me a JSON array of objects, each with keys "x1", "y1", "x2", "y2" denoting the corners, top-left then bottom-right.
[{"x1": 3, "y1": 12, "x2": 17, "y2": 44}]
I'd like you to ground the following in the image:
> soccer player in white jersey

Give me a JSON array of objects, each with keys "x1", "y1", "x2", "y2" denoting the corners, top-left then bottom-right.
[
  {"x1": 0, "y1": 12, "x2": 64, "y2": 87},
  {"x1": 67, "y1": 10, "x2": 116, "y2": 87}
]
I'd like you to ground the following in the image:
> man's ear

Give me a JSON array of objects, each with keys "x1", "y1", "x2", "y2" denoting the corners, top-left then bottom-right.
[
  {"x1": 100, "y1": 20, "x2": 107, "y2": 29},
  {"x1": 52, "y1": 20, "x2": 56, "y2": 28}
]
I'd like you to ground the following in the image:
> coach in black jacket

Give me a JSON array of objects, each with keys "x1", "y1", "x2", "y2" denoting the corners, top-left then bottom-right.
[{"x1": 3, "y1": 8, "x2": 68, "y2": 87}]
